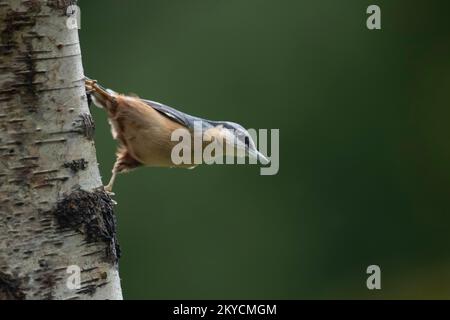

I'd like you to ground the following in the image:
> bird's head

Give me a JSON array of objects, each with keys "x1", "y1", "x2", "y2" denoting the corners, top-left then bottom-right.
[{"x1": 203, "y1": 121, "x2": 270, "y2": 164}]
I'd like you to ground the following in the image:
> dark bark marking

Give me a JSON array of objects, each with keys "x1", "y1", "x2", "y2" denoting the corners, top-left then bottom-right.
[
  {"x1": 63, "y1": 158, "x2": 88, "y2": 173},
  {"x1": 36, "y1": 264, "x2": 56, "y2": 299},
  {"x1": 74, "y1": 113, "x2": 95, "y2": 140},
  {"x1": 0, "y1": 4, "x2": 43, "y2": 112},
  {"x1": 0, "y1": 272, "x2": 25, "y2": 300},
  {"x1": 54, "y1": 189, "x2": 121, "y2": 264},
  {"x1": 47, "y1": 0, "x2": 78, "y2": 11}
]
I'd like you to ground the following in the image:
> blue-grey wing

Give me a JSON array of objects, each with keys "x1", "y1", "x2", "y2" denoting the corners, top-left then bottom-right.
[
  {"x1": 141, "y1": 99, "x2": 216, "y2": 131},
  {"x1": 141, "y1": 99, "x2": 189, "y2": 127}
]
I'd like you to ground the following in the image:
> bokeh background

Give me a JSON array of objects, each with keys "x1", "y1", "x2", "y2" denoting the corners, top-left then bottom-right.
[{"x1": 79, "y1": 0, "x2": 450, "y2": 299}]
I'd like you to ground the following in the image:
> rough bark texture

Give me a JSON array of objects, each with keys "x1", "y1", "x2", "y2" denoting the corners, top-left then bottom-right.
[{"x1": 0, "y1": 0, "x2": 123, "y2": 299}]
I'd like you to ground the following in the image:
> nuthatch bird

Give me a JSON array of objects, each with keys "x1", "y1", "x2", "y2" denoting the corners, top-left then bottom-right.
[{"x1": 85, "y1": 78, "x2": 269, "y2": 192}]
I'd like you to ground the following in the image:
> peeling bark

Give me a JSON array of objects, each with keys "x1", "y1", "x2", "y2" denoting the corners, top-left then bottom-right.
[{"x1": 0, "y1": 0, "x2": 123, "y2": 300}]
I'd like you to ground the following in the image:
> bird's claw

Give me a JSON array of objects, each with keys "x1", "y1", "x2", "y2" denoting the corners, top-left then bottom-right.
[
  {"x1": 104, "y1": 186, "x2": 115, "y2": 195},
  {"x1": 84, "y1": 77, "x2": 97, "y2": 85},
  {"x1": 84, "y1": 77, "x2": 116, "y2": 104},
  {"x1": 104, "y1": 188, "x2": 117, "y2": 205},
  {"x1": 85, "y1": 78, "x2": 96, "y2": 92}
]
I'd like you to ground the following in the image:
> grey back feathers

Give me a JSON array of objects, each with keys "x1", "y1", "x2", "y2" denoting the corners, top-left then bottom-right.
[{"x1": 141, "y1": 99, "x2": 247, "y2": 134}]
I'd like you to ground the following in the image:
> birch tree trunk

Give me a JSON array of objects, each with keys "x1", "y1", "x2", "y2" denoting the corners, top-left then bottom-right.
[{"x1": 0, "y1": 0, "x2": 123, "y2": 300}]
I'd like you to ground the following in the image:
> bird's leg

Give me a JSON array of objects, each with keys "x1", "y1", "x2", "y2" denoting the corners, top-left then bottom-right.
[
  {"x1": 104, "y1": 148, "x2": 142, "y2": 193},
  {"x1": 85, "y1": 78, "x2": 117, "y2": 110},
  {"x1": 84, "y1": 78, "x2": 97, "y2": 94},
  {"x1": 104, "y1": 168, "x2": 117, "y2": 193},
  {"x1": 89, "y1": 82, "x2": 113, "y2": 102}
]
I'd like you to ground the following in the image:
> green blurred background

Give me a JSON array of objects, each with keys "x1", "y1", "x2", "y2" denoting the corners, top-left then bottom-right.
[{"x1": 79, "y1": 0, "x2": 450, "y2": 299}]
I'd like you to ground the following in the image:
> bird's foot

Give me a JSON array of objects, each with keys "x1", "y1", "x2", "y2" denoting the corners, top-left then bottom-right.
[
  {"x1": 104, "y1": 184, "x2": 114, "y2": 194},
  {"x1": 104, "y1": 186, "x2": 117, "y2": 204},
  {"x1": 85, "y1": 78, "x2": 114, "y2": 101},
  {"x1": 85, "y1": 79, "x2": 96, "y2": 97}
]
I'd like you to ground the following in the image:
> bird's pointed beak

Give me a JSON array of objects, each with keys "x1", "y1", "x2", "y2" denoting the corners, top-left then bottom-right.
[{"x1": 248, "y1": 149, "x2": 270, "y2": 165}]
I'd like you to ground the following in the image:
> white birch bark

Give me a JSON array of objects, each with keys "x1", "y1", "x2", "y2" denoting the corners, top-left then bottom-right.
[{"x1": 0, "y1": 0, "x2": 123, "y2": 300}]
